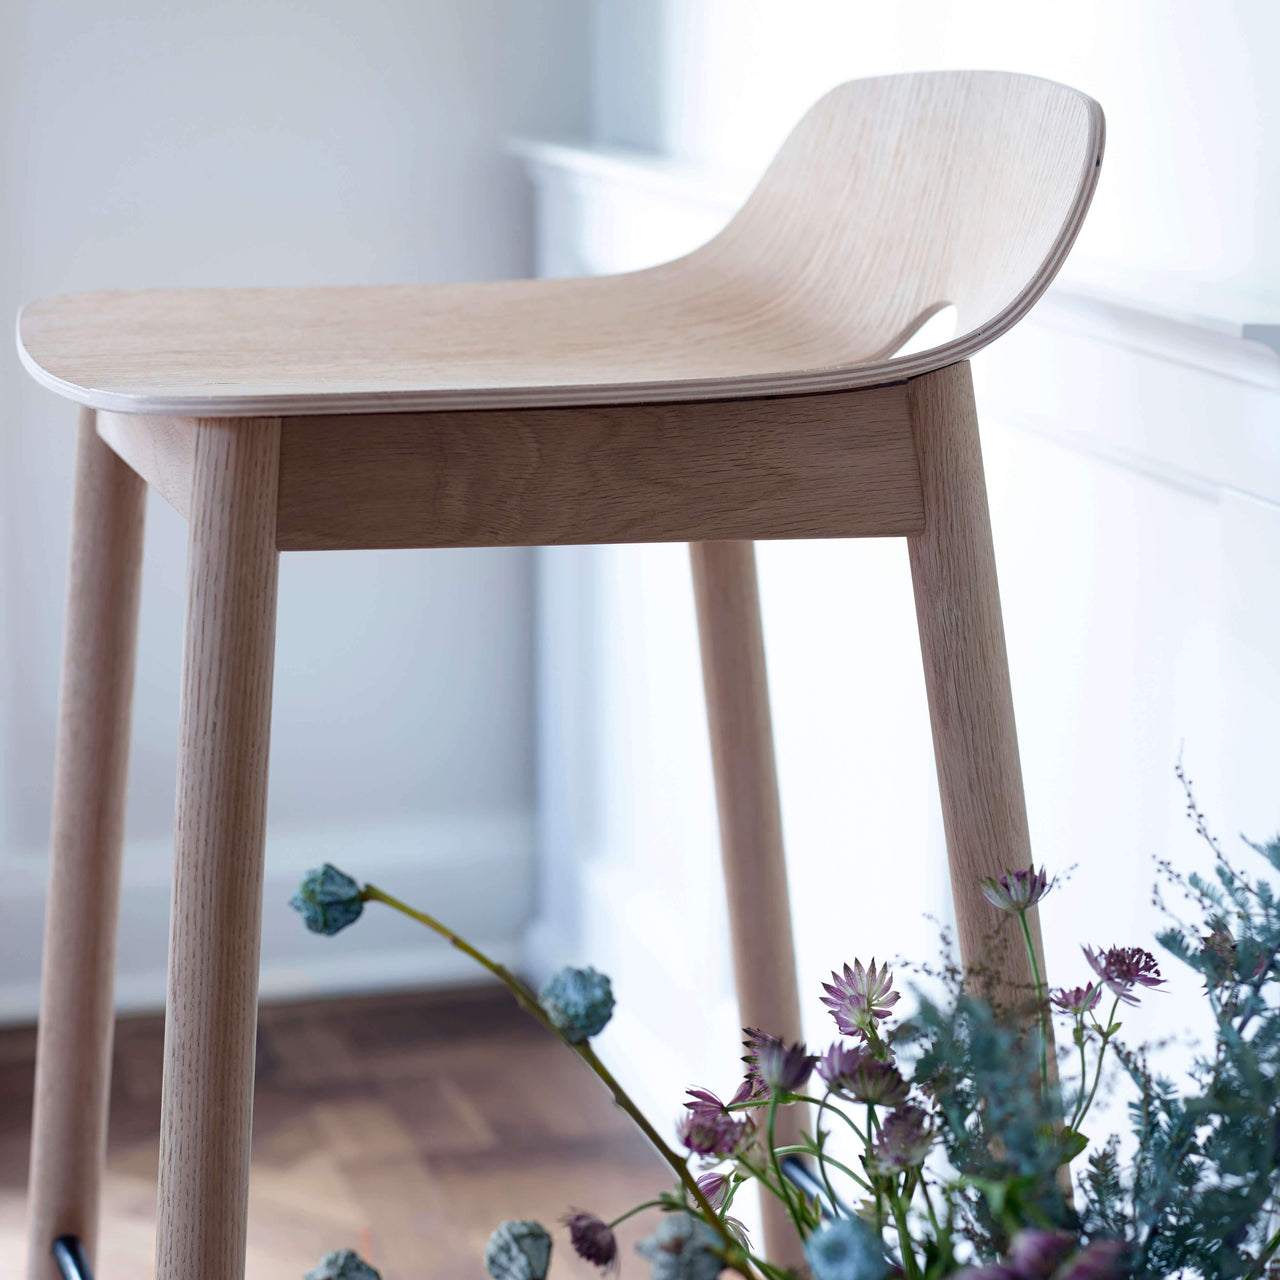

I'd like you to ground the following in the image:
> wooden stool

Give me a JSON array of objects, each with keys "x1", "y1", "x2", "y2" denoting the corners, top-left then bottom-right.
[{"x1": 17, "y1": 70, "x2": 1102, "y2": 1280}]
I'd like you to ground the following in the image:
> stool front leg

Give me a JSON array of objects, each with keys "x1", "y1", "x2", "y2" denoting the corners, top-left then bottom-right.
[
  {"x1": 155, "y1": 418, "x2": 281, "y2": 1280},
  {"x1": 906, "y1": 362, "x2": 1047, "y2": 1007},
  {"x1": 27, "y1": 410, "x2": 147, "y2": 1280},
  {"x1": 689, "y1": 539, "x2": 804, "y2": 1268}
]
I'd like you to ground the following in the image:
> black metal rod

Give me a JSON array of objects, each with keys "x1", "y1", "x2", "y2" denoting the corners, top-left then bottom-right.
[
  {"x1": 52, "y1": 1236, "x2": 94, "y2": 1280},
  {"x1": 780, "y1": 1153, "x2": 854, "y2": 1220}
]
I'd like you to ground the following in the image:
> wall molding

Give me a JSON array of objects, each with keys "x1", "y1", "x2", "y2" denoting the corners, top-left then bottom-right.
[
  {"x1": 512, "y1": 136, "x2": 1280, "y2": 508},
  {"x1": 0, "y1": 811, "x2": 532, "y2": 1023}
]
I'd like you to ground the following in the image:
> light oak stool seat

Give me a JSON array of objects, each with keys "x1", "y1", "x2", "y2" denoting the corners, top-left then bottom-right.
[{"x1": 17, "y1": 70, "x2": 1103, "y2": 1280}]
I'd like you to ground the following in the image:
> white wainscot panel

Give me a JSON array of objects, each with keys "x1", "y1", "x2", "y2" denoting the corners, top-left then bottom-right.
[{"x1": 519, "y1": 140, "x2": 1280, "y2": 1137}]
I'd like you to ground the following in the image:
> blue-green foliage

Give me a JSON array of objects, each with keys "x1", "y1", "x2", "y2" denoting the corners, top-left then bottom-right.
[
  {"x1": 1077, "y1": 831, "x2": 1280, "y2": 1279},
  {"x1": 905, "y1": 988, "x2": 1074, "y2": 1258}
]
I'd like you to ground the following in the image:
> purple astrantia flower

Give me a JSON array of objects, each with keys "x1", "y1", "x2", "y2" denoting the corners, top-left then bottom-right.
[
  {"x1": 684, "y1": 1078, "x2": 759, "y2": 1126},
  {"x1": 1051, "y1": 984, "x2": 1102, "y2": 1016},
  {"x1": 865, "y1": 1104, "x2": 932, "y2": 1175},
  {"x1": 821, "y1": 959, "x2": 900, "y2": 1039},
  {"x1": 816, "y1": 1042, "x2": 868, "y2": 1093},
  {"x1": 978, "y1": 864, "x2": 1053, "y2": 914},
  {"x1": 742, "y1": 1028, "x2": 815, "y2": 1094},
  {"x1": 1055, "y1": 1239, "x2": 1128, "y2": 1280},
  {"x1": 823, "y1": 1049, "x2": 909, "y2": 1107},
  {"x1": 696, "y1": 1171, "x2": 731, "y2": 1212},
  {"x1": 677, "y1": 1108, "x2": 749, "y2": 1158},
  {"x1": 1005, "y1": 1229, "x2": 1076, "y2": 1278},
  {"x1": 1083, "y1": 945, "x2": 1166, "y2": 1006},
  {"x1": 562, "y1": 1211, "x2": 618, "y2": 1273}
]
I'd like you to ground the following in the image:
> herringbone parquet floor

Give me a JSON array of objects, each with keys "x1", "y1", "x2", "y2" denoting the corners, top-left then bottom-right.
[{"x1": 0, "y1": 986, "x2": 666, "y2": 1278}]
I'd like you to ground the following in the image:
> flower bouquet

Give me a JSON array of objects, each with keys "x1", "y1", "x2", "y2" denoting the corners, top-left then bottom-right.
[{"x1": 290, "y1": 783, "x2": 1280, "y2": 1280}]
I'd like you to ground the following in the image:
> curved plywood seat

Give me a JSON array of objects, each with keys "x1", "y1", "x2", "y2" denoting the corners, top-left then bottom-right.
[{"x1": 18, "y1": 70, "x2": 1103, "y2": 417}]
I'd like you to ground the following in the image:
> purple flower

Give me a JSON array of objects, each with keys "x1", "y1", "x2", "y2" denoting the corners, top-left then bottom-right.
[
  {"x1": 865, "y1": 1104, "x2": 932, "y2": 1175},
  {"x1": 684, "y1": 1078, "x2": 759, "y2": 1125},
  {"x1": 562, "y1": 1211, "x2": 618, "y2": 1272},
  {"x1": 677, "y1": 1108, "x2": 749, "y2": 1158},
  {"x1": 1055, "y1": 1239, "x2": 1128, "y2": 1280},
  {"x1": 1051, "y1": 984, "x2": 1102, "y2": 1016},
  {"x1": 821, "y1": 960, "x2": 900, "y2": 1039},
  {"x1": 821, "y1": 1047, "x2": 908, "y2": 1106},
  {"x1": 1083, "y1": 945, "x2": 1165, "y2": 1006},
  {"x1": 978, "y1": 865, "x2": 1053, "y2": 914},
  {"x1": 1005, "y1": 1229, "x2": 1076, "y2": 1278},
  {"x1": 696, "y1": 1171, "x2": 731, "y2": 1212},
  {"x1": 743, "y1": 1028, "x2": 815, "y2": 1094}
]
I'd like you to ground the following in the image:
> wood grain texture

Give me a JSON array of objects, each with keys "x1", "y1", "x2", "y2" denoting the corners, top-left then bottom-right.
[
  {"x1": 689, "y1": 539, "x2": 804, "y2": 1268},
  {"x1": 25, "y1": 412, "x2": 146, "y2": 1280},
  {"x1": 155, "y1": 418, "x2": 281, "y2": 1280},
  {"x1": 275, "y1": 386, "x2": 919, "y2": 550},
  {"x1": 906, "y1": 363, "x2": 1047, "y2": 1006},
  {"x1": 17, "y1": 72, "x2": 1103, "y2": 417},
  {"x1": 96, "y1": 412, "x2": 196, "y2": 518}
]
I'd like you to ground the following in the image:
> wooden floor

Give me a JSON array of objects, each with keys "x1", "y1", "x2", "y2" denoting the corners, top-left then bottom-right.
[{"x1": 0, "y1": 986, "x2": 667, "y2": 1278}]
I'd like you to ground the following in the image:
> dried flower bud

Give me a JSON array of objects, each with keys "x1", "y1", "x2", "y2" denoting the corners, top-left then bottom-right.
[
  {"x1": 562, "y1": 1210, "x2": 618, "y2": 1272},
  {"x1": 486, "y1": 1221, "x2": 553, "y2": 1280},
  {"x1": 804, "y1": 1216, "x2": 891, "y2": 1280},
  {"x1": 539, "y1": 966, "x2": 615, "y2": 1043},
  {"x1": 305, "y1": 1249, "x2": 381, "y2": 1280},
  {"x1": 636, "y1": 1213, "x2": 724, "y2": 1280},
  {"x1": 290, "y1": 865, "x2": 364, "y2": 936}
]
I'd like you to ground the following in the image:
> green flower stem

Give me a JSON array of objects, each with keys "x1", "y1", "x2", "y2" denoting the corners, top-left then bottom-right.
[
  {"x1": 888, "y1": 1190, "x2": 922, "y2": 1280},
  {"x1": 766, "y1": 1093, "x2": 809, "y2": 1237},
  {"x1": 1070, "y1": 995, "x2": 1120, "y2": 1132},
  {"x1": 1017, "y1": 908, "x2": 1050, "y2": 1094},
  {"x1": 777, "y1": 1093, "x2": 868, "y2": 1143},
  {"x1": 361, "y1": 884, "x2": 757, "y2": 1279},
  {"x1": 1245, "y1": 1220, "x2": 1280, "y2": 1280},
  {"x1": 607, "y1": 1200, "x2": 668, "y2": 1230}
]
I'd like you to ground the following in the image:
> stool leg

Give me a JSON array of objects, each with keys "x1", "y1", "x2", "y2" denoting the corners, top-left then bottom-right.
[
  {"x1": 26, "y1": 411, "x2": 147, "y2": 1280},
  {"x1": 689, "y1": 539, "x2": 803, "y2": 1266},
  {"x1": 154, "y1": 418, "x2": 281, "y2": 1280},
  {"x1": 906, "y1": 362, "x2": 1046, "y2": 1006}
]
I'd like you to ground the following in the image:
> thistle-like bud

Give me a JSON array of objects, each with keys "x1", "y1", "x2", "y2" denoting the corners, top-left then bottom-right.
[
  {"x1": 539, "y1": 966, "x2": 615, "y2": 1042},
  {"x1": 486, "y1": 1220, "x2": 553, "y2": 1280},
  {"x1": 562, "y1": 1210, "x2": 619, "y2": 1272},
  {"x1": 636, "y1": 1213, "x2": 724, "y2": 1280},
  {"x1": 304, "y1": 1249, "x2": 381, "y2": 1280},
  {"x1": 290, "y1": 864, "x2": 364, "y2": 936},
  {"x1": 803, "y1": 1217, "x2": 890, "y2": 1280}
]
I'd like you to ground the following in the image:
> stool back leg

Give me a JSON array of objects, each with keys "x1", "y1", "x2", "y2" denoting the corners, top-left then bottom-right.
[
  {"x1": 26, "y1": 410, "x2": 147, "y2": 1280},
  {"x1": 154, "y1": 418, "x2": 281, "y2": 1280},
  {"x1": 906, "y1": 362, "x2": 1048, "y2": 1008},
  {"x1": 689, "y1": 539, "x2": 804, "y2": 1267}
]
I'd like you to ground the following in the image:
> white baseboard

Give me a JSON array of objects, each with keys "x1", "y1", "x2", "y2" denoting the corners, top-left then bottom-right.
[{"x1": 0, "y1": 811, "x2": 533, "y2": 1024}]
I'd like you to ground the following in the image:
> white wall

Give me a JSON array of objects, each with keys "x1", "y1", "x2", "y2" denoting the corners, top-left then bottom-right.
[
  {"x1": 524, "y1": 0, "x2": 1280, "y2": 1199},
  {"x1": 0, "y1": 0, "x2": 592, "y2": 1017}
]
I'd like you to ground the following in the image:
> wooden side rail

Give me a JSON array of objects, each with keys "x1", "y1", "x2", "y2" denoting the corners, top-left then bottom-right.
[{"x1": 96, "y1": 382, "x2": 923, "y2": 550}]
